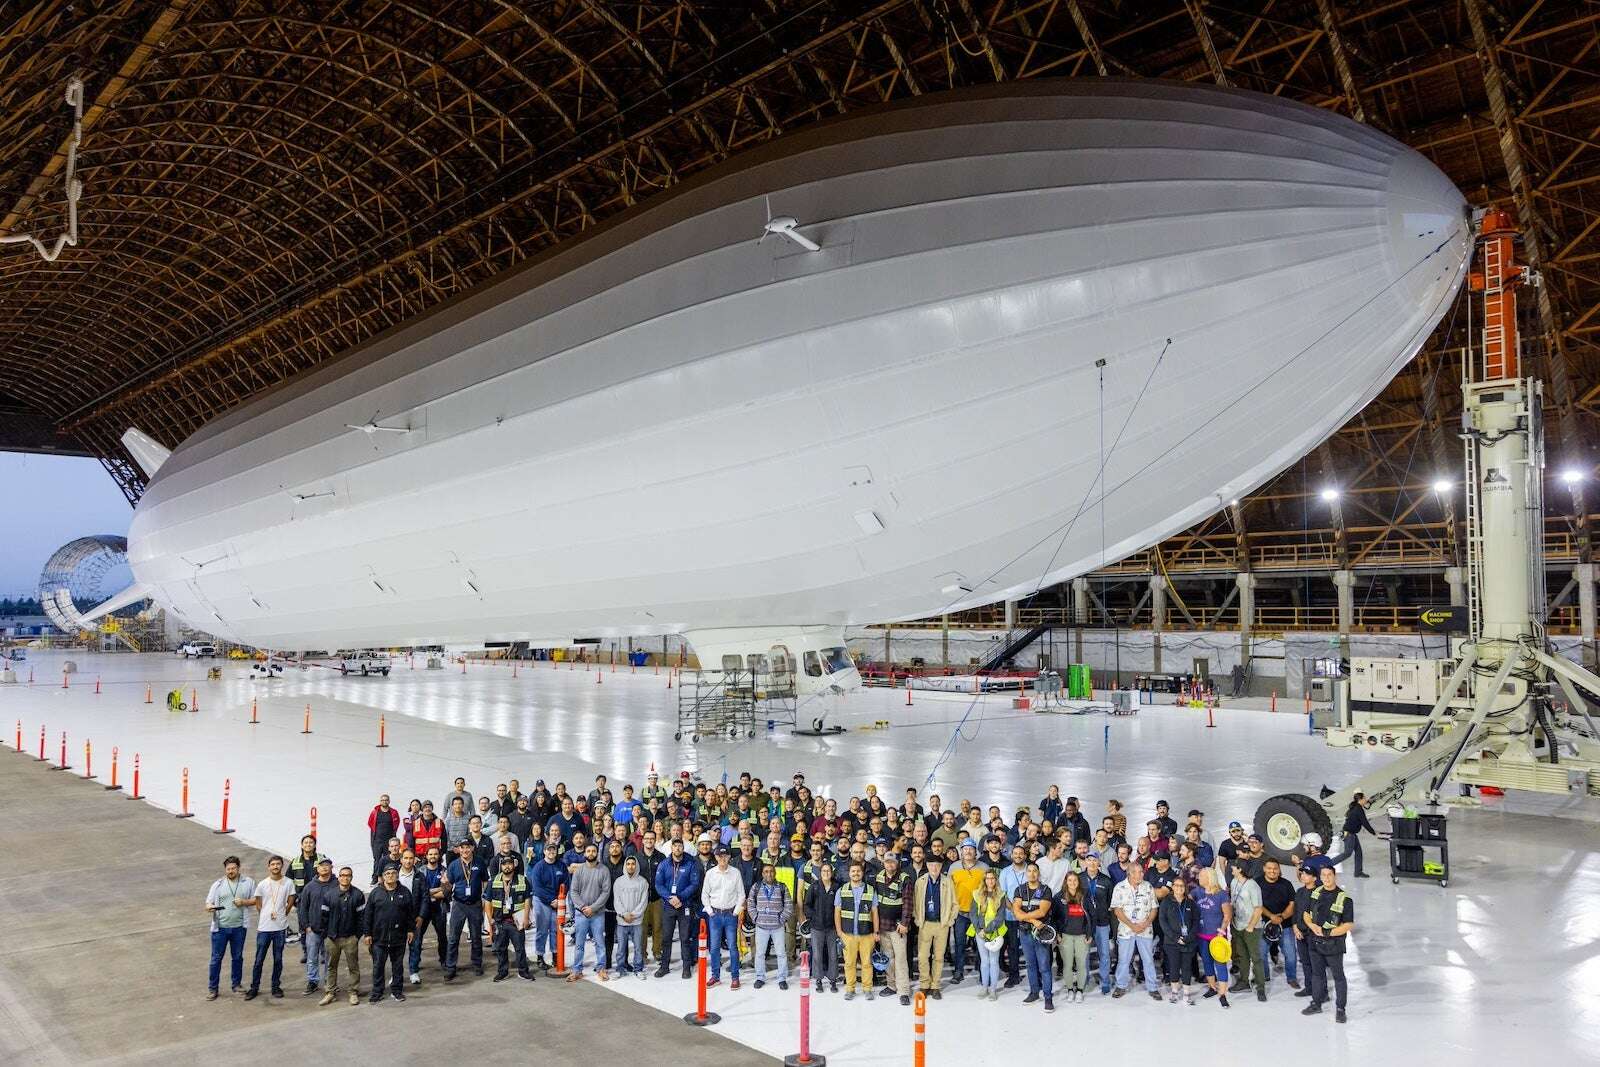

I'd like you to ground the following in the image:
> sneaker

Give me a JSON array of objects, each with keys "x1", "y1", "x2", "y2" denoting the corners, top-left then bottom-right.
[
  {"x1": 1022, "y1": 992, "x2": 1040, "y2": 1005},
  {"x1": 493, "y1": 973, "x2": 509, "y2": 983},
  {"x1": 1355, "y1": 872, "x2": 1370, "y2": 878},
  {"x1": 705, "y1": 978, "x2": 721, "y2": 989},
  {"x1": 731, "y1": 977, "x2": 741, "y2": 990},
  {"x1": 1301, "y1": 1003, "x2": 1323, "y2": 1016},
  {"x1": 1112, "y1": 988, "x2": 1127, "y2": 998},
  {"x1": 779, "y1": 980, "x2": 789, "y2": 991},
  {"x1": 654, "y1": 966, "x2": 670, "y2": 978},
  {"x1": 318, "y1": 991, "x2": 334, "y2": 1006},
  {"x1": 392, "y1": 992, "x2": 406, "y2": 1002},
  {"x1": 1256, "y1": 988, "x2": 1267, "y2": 1002},
  {"x1": 1168, "y1": 991, "x2": 1180, "y2": 1004},
  {"x1": 844, "y1": 990, "x2": 857, "y2": 1001},
  {"x1": 1203, "y1": 988, "x2": 1219, "y2": 999},
  {"x1": 349, "y1": 992, "x2": 359, "y2": 1006},
  {"x1": 1004, "y1": 976, "x2": 1021, "y2": 988},
  {"x1": 1044, "y1": 997, "x2": 1055, "y2": 1013},
  {"x1": 271, "y1": 989, "x2": 284, "y2": 999},
  {"x1": 302, "y1": 982, "x2": 319, "y2": 997},
  {"x1": 205, "y1": 991, "x2": 219, "y2": 1001},
  {"x1": 1149, "y1": 990, "x2": 1163, "y2": 1001},
  {"x1": 230, "y1": 985, "x2": 242, "y2": 994},
  {"x1": 754, "y1": 979, "x2": 765, "y2": 990},
  {"x1": 1219, "y1": 994, "x2": 1230, "y2": 1008},
  {"x1": 636, "y1": 970, "x2": 646, "y2": 980},
  {"x1": 1336, "y1": 1009, "x2": 1347, "y2": 1023},
  {"x1": 1287, "y1": 979, "x2": 1301, "y2": 990},
  {"x1": 900, "y1": 994, "x2": 910, "y2": 1005},
  {"x1": 409, "y1": 973, "x2": 420, "y2": 985},
  {"x1": 1294, "y1": 987, "x2": 1313, "y2": 998},
  {"x1": 243, "y1": 990, "x2": 258, "y2": 1001},
  {"x1": 877, "y1": 987, "x2": 894, "y2": 998},
  {"x1": 948, "y1": 975, "x2": 961, "y2": 986},
  {"x1": 1186, "y1": 992, "x2": 1196, "y2": 1005},
  {"x1": 520, "y1": 970, "x2": 535, "y2": 981}
]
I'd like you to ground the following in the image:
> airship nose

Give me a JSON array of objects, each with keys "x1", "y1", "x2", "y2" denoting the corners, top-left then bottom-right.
[{"x1": 1384, "y1": 146, "x2": 1470, "y2": 293}]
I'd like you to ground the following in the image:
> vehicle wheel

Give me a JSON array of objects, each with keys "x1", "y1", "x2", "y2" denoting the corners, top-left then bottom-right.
[
  {"x1": 179, "y1": 702, "x2": 188, "y2": 711},
  {"x1": 1391, "y1": 876, "x2": 1398, "y2": 885},
  {"x1": 674, "y1": 731, "x2": 682, "y2": 741},
  {"x1": 1253, "y1": 793, "x2": 1333, "y2": 865},
  {"x1": 1439, "y1": 880, "x2": 1448, "y2": 888},
  {"x1": 382, "y1": 669, "x2": 390, "y2": 677},
  {"x1": 341, "y1": 666, "x2": 348, "y2": 676},
  {"x1": 748, "y1": 729, "x2": 756, "y2": 739},
  {"x1": 691, "y1": 733, "x2": 700, "y2": 744},
  {"x1": 361, "y1": 666, "x2": 369, "y2": 676}
]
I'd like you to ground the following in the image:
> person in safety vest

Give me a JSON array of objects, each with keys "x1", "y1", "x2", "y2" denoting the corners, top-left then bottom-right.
[
  {"x1": 872, "y1": 851, "x2": 913, "y2": 1004},
  {"x1": 834, "y1": 861, "x2": 878, "y2": 1000},
  {"x1": 285, "y1": 835, "x2": 326, "y2": 953},
  {"x1": 482, "y1": 854, "x2": 535, "y2": 982},
  {"x1": 1300, "y1": 866, "x2": 1354, "y2": 1023}
]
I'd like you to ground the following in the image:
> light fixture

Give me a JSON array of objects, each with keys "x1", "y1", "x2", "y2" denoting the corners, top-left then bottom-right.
[
  {"x1": 1229, "y1": 498, "x2": 1240, "y2": 507},
  {"x1": 1431, "y1": 479, "x2": 1451, "y2": 494},
  {"x1": 1320, "y1": 487, "x2": 1340, "y2": 502},
  {"x1": 1560, "y1": 468, "x2": 1584, "y2": 485}
]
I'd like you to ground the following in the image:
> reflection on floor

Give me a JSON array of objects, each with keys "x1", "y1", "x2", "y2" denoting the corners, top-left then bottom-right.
[{"x1": 2, "y1": 651, "x2": 1595, "y2": 1064}]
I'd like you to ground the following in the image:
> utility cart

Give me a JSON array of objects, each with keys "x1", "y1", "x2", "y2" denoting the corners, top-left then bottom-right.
[{"x1": 1389, "y1": 810, "x2": 1449, "y2": 887}]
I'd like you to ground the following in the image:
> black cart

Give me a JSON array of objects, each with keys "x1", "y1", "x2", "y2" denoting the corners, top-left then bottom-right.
[{"x1": 1389, "y1": 811, "x2": 1449, "y2": 887}]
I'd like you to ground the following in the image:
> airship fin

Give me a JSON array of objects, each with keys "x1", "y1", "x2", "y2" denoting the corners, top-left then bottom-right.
[
  {"x1": 121, "y1": 427, "x2": 171, "y2": 478},
  {"x1": 75, "y1": 583, "x2": 152, "y2": 625}
]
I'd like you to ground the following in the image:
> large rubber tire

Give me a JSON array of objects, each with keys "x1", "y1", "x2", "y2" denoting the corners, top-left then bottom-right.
[{"x1": 1254, "y1": 793, "x2": 1333, "y2": 864}]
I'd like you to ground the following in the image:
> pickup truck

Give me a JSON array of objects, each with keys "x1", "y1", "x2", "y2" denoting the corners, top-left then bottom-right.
[
  {"x1": 339, "y1": 651, "x2": 392, "y2": 676},
  {"x1": 177, "y1": 643, "x2": 217, "y2": 658}
]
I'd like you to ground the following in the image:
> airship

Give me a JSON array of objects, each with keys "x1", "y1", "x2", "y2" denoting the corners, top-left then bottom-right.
[{"x1": 98, "y1": 78, "x2": 1469, "y2": 695}]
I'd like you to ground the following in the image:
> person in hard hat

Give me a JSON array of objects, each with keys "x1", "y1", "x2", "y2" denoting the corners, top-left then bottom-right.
[
  {"x1": 1295, "y1": 832, "x2": 1334, "y2": 877},
  {"x1": 1301, "y1": 865, "x2": 1355, "y2": 1023},
  {"x1": 1157, "y1": 873, "x2": 1201, "y2": 1004},
  {"x1": 1193, "y1": 867, "x2": 1233, "y2": 1007}
]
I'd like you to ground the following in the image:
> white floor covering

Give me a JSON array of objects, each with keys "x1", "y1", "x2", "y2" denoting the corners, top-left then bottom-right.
[{"x1": 2, "y1": 650, "x2": 1595, "y2": 1065}]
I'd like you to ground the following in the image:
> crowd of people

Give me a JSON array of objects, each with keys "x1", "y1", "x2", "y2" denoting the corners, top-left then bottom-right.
[{"x1": 203, "y1": 771, "x2": 1370, "y2": 1024}]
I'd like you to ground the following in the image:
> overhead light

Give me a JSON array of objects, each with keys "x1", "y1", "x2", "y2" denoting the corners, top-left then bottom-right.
[
  {"x1": 1560, "y1": 468, "x2": 1584, "y2": 485},
  {"x1": 1319, "y1": 487, "x2": 1340, "y2": 502},
  {"x1": 1431, "y1": 479, "x2": 1451, "y2": 494},
  {"x1": 1229, "y1": 498, "x2": 1240, "y2": 507}
]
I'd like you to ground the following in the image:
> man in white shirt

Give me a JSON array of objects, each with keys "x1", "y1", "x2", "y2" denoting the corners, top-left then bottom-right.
[
  {"x1": 701, "y1": 846, "x2": 746, "y2": 989},
  {"x1": 1110, "y1": 861, "x2": 1160, "y2": 998},
  {"x1": 245, "y1": 855, "x2": 296, "y2": 1000},
  {"x1": 1036, "y1": 838, "x2": 1070, "y2": 896}
]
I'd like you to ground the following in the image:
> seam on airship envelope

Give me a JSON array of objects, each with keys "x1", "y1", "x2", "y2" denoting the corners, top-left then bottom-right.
[{"x1": 932, "y1": 224, "x2": 1465, "y2": 625}]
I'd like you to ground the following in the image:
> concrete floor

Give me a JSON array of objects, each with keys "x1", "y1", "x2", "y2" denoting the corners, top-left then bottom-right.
[
  {"x1": 2, "y1": 649, "x2": 1597, "y2": 1065},
  {"x1": 0, "y1": 740, "x2": 769, "y2": 1067}
]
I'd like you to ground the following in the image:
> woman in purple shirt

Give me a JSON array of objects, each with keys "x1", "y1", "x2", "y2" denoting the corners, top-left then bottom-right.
[{"x1": 1192, "y1": 867, "x2": 1234, "y2": 1008}]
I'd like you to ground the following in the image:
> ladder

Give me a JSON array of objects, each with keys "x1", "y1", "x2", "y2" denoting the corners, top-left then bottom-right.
[
  {"x1": 1463, "y1": 430, "x2": 1484, "y2": 641},
  {"x1": 1481, "y1": 233, "x2": 1507, "y2": 379}
]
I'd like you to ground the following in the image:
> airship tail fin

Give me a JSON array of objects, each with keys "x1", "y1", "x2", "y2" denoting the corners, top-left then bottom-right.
[
  {"x1": 121, "y1": 427, "x2": 171, "y2": 478},
  {"x1": 76, "y1": 583, "x2": 152, "y2": 626}
]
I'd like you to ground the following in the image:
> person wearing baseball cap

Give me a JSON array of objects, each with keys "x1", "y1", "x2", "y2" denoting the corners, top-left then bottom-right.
[
  {"x1": 948, "y1": 840, "x2": 985, "y2": 984},
  {"x1": 1218, "y1": 820, "x2": 1249, "y2": 868},
  {"x1": 913, "y1": 854, "x2": 955, "y2": 998},
  {"x1": 701, "y1": 844, "x2": 745, "y2": 988}
]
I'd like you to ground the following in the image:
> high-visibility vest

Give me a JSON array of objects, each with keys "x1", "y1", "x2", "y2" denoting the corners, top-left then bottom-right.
[
  {"x1": 488, "y1": 873, "x2": 529, "y2": 916},
  {"x1": 836, "y1": 883, "x2": 876, "y2": 934}
]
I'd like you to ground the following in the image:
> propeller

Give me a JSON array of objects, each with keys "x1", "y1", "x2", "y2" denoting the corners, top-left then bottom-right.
[{"x1": 759, "y1": 194, "x2": 820, "y2": 252}]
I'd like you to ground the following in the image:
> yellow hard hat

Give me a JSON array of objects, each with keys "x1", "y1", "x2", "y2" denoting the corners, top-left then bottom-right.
[{"x1": 1209, "y1": 937, "x2": 1232, "y2": 964}]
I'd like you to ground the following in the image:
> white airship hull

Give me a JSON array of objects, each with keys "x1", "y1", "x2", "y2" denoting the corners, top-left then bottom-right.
[{"x1": 126, "y1": 79, "x2": 1469, "y2": 687}]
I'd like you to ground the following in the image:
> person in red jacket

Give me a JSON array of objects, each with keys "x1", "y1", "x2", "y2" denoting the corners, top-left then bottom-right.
[
  {"x1": 408, "y1": 800, "x2": 445, "y2": 857},
  {"x1": 369, "y1": 794, "x2": 400, "y2": 868}
]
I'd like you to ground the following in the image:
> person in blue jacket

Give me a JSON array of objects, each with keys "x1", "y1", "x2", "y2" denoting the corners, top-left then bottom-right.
[
  {"x1": 529, "y1": 841, "x2": 568, "y2": 970},
  {"x1": 653, "y1": 837, "x2": 702, "y2": 978}
]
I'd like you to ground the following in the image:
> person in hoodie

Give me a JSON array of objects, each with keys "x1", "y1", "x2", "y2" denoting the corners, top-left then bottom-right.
[
  {"x1": 1158, "y1": 873, "x2": 1202, "y2": 1005},
  {"x1": 529, "y1": 841, "x2": 568, "y2": 970},
  {"x1": 567, "y1": 842, "x2": 613, "y2": 981},
  {"x1": 611, "y1": 855, "x2": 650, "y2": 978}
]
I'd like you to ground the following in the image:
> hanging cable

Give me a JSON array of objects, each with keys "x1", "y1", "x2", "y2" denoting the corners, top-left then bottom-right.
[{"x1": 0, "y1": 77, "x2": 86, "y2": 262}]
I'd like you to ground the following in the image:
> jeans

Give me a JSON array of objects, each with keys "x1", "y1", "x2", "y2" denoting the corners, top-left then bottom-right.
[
  {"x1": 533, "y1": 898, "x2": 557, "y2": 961},
  {"x1": 1328, "y1": 833, "x2": 1364, "y2": 876},
  {"x1": 706, "y1": 912, "x2": 739, "y2": 981},
  {"x1": 249, "y1": 929, "x2": 287, "y2": 992},
  {"x1": 1090, "y1": 925, "x2": 1112, "y2": 991},
  {"x1": 1115, "y1": 934, "x2": 1157, "y2": 992},
  {"x1": 753, "y1": 926, "x2": 788, "y2": 982},
  {"x1": 1021, "y1": 935, "x2": 1053, "y2": 998},
  {"x1": 445, "y1": 901, "x2": 483, "y2": 973},
  {"x1": 370, "y1": 940, "x2": 405, "y2": 997},
  {"x1": 303, "y1": 930, "x2": 327, "y2": 985},
  {"x1": 975, "y1": 936, "x2": 1002, "y2": 990},
  {"x1": 208, "y1": 926, "x2": 247, "y2": 992},
  {"x1": 572, "y1": 912, "x2": 606, "y2": 975},
  {"x1": 411, "y1": 907, "x2": 447, "y2": 973},
  {"x1": 950, "y1": 914, "x2": 974, "y2": 979},
  {"x1": 1278, "y1": 930, "x2": 1299, "y2": 982},
  {"x1": 1061, "y1": 933, "x2": 1090, "y2": 991},
  {"x1": 612, "y1": 923, "x2": 643, "y2": 973},
  {"x1": 809, "y1": 929, "x2": 839, "y2": 985}
]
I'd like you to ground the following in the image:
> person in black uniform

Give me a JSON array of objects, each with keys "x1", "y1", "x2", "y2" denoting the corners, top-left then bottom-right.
[
  {"x1": 484, "y1": 854, "x2": 535, "y2": 981},
  {"x1": 1300, "y1": 866, "x2": 1354, "y2": 1022},
  {"x1": 364, "y1": 865, "x2": 416, "y2": 1002},
  {"x1": 1326, "y1": 792, "x2": 1386, "y2": 878}
]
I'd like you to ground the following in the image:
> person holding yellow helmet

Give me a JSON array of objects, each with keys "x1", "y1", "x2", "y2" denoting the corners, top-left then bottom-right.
[{"x1": 1193, "y1": 866, "x2": 1233, "y2": 1008}]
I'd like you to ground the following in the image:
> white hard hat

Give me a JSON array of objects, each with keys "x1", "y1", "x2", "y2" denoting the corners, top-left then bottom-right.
[
  {"x1": 1300, "y1": 832, "x2": 1323, "y2": 848},
  {"x1": 697, "y1": 831, "x2": 714, "y2": 844}
]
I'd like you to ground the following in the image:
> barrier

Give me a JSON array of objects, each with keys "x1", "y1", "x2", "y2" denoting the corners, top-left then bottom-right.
[
  {"x1": 145, "y1": 683, "x2": 153, "y2": 704},
  {"x1": 13, "y1": 719, "x2": 19, "y2": 752},
  {"x1": 83, "y1": 740, "x2": 96, "y2": 779},
  {"x1": 783, "y1": 949, "x2": 824, "y2": 1067},
  {"x1": 250, "y1": 699, "x2": 259, "y2": 724},
  {"x1": 550, "y1": 886, "x2": 569, "y2": 977},
  {"x1": 596, "y1": 668, "x2": 603, "y2": 685},
  {"x1": 61, "y1": 670, "x2": 68, "y2": 689},
  {"x1": 913, "y1": 990, "x2": 927, "y2": 1066},
  {"x1": 1206, "y1": 704, "x2": 1216, "y2": 728},
  {"x1": 376, "y1": 715, "x2": 389, "y2": 748},
  {"x1": 310, "y1": 806, "x2": 318, "y2": 841},
  {"x1": 52, "y1": 730, "x2": 71, "y2": 771},
  {"x1": 176, "y1": 767, "x2": 195, "y2": 817},
  {"x1": 683, "y1": 917, "x2": 720, "y2": 1026},
  {"x1": 905, "y1": 679, "x2": 913, "y2": 706},
  {"x1": 94, "y1": 676, "x2": 101, "y2": 695},
  {"x1": 190, "y1": 688, "x2": 199, "y2": 713},
  {"x1": 36, "y1": 724, "x2": 47, "y2": 761},
  {"x1": 128, "y1": 753, "x2": 144, "y2": 799},
  {"x1": 301, "y1": 704, "x2": 313, "y2": 734},
  {"x1": 215, "y1": 778, "x2": 236, "y2": 834},
  {"x1": 105, "y1": 746, "x2": 122, "y2": 790},
  {"x1": 1270, "y1": 690, "x2": 1277, "y2": 713},
  {"x1": 28, "y1": 665, "x2": 33, "y2": 684},
  {"x1": 667, "y1": 669, "x2": 673, "y2": 690}
]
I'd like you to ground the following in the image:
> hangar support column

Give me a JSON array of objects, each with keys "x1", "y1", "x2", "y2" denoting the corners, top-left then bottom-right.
[
  {"x1": 1149, "y1": 574, "x2": 1167, "y2": 675},
  {"x1": 1332, "y1": 570, "x2": 1356, "y2": 658},
  {"x1": 1577, "y1": 563, "x2": 1597, "y2": 670}
]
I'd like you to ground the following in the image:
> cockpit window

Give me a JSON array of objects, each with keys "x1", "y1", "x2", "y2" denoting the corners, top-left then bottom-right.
[{"x1": 821, "y1": 646, "x2": 853, "y2": 674}]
